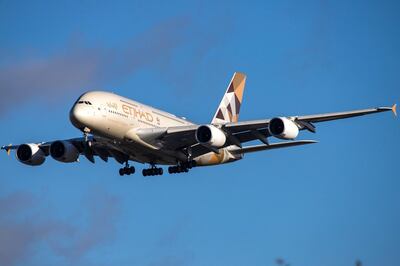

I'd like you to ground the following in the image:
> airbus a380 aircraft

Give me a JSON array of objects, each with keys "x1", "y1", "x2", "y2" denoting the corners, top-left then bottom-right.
[{"x1": 1, "y1": 73, "x2": 397, "y2": 176}]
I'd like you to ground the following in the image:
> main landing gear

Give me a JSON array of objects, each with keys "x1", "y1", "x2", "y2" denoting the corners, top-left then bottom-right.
[
  {"x1": 168, "y1": 165, "x2": 188, "y2": 174},
  {"x1": 142, "y1": 166, "x2": 163, "y2": 176},
  {"x1": 168, "y1": 160, "x2": 197, "y2": 174},
  {"x1": 119, "y1": 162, "x2": 135, "y2": 176},
  {"x1": 118, "y1": 160, "x2": 197, "y2": 176}
]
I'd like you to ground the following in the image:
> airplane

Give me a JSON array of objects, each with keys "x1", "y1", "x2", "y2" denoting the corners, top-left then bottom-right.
[{"x1": 1, "y1": 72, "x2": 397, "y2": 176}]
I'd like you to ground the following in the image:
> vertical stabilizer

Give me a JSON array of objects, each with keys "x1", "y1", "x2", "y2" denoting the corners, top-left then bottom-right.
[{"x1": 211, "y1": 72, "x2": 246, "y2": 124}]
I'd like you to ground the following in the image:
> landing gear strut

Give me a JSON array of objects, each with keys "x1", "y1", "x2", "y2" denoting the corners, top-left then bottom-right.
[
  {"x1": 142, "y1": 165, "x2": 163, "y2": 177},
  {"x1": 119, "y1": 162, "x2": 135, "y2": 176}
]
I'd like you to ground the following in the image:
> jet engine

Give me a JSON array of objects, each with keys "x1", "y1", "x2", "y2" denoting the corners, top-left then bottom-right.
[
  {"x1": 268, "y1": 117, "x2": 299, "y2": 140},
  {"x1": 195, "y1": 125, "x2": 226, "y2": 148},
  {"x1": 16, "y1": 144, "x2": 46, "y2": 166},
  {"x1": 50, "y1": 140, "x2": 80, "y2": 163}
]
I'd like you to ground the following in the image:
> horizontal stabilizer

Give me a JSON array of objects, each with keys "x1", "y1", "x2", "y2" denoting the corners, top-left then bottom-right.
[{"x1": 230, "y1": 140, "x2": 318, "y2": 154}]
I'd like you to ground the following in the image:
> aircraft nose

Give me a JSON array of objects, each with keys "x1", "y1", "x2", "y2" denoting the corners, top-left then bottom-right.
[{"x1": 69, "y1": 104, "x2": 86, "y2": 129}]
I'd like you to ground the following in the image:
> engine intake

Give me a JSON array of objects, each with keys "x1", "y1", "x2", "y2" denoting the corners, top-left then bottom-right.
[
  {"x1": 195, "y1": 125, "x2": 226, "y2": 148},
  {"x1": 269, "y1": 117, "x2": 299, "y2": 140},
  {"x1": 50, "y1": 140, "x2": 80, "y2": 163},
  {"x1": 16, "y1": 144, "x2": 45, "y2": 166}
]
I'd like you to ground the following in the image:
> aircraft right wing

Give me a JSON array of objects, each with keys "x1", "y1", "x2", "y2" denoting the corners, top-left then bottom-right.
[
  {"x1": 223, "y1": 104, "x2": 397, "y2": 133},
  {"x1": 153, "y1": 104, "x2": 396, "y2": 158}
]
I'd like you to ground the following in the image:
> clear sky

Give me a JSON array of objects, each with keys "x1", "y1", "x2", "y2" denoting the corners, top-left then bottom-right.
[{"x1": 0, "y1": 0, "x2": 399, "y2": 266}]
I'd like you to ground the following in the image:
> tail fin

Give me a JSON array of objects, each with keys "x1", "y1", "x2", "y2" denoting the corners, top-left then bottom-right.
[{"x1": 211, "y1": 72, "x2": 246, "y2": 124}]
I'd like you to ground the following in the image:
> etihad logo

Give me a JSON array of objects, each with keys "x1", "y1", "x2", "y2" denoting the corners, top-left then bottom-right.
[{"x1": 122, "y1": 104, "x2": 154, "y2": 122}]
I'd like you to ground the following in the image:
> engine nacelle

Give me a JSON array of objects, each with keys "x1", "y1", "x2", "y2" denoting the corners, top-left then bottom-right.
[
  {"x1": 195, "y1": 125, "x2": 226, "y2": 148},
  {"x1": 50, "y1": 140, "x2": 80, "y2": 163},
  {"x1": 268, "y1": 117, "x2": 299, "y2": 140},
  {"x1": 16, "y1": 144, "x2": 46, "y2": 166}
]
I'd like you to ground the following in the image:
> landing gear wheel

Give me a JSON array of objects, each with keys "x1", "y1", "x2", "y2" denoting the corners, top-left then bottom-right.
[
  {"x1": 129, "y1": 166, "x2": 135, "y2": 174},
  {"x1": 168, "y1": 163, "x2": 192, "y2": 174},
  {"x1": 157, "y1": 168, "x2": 163, "y2": 175},
  {"x1": 168, "y1": 167, "x2": 173, "y2": 174},
  {"x1": 119, "y1": 163, "x2": 135, "y2": 176},
  {"x1": 142, "y1": 166, "x2": 163, "y2": 176}
]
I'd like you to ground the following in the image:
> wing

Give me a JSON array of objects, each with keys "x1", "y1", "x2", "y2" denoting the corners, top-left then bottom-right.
[
  {"x1": 1, "y1": 137, "x2": 131, "y2": 165},
  {"x1": 224, "y1": 104, "x2": 396, "y2": 132},
  {"x1": 221, "y1": 104, "x2": 397, "y2": 136},
  {"x1": 154, "y1": 104, "x2": 396, "y2": 157}
]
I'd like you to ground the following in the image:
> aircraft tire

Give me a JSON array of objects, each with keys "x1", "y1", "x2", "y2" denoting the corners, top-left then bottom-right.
[{"x1": 129, "y1": 166, "x2": 135, "y2": 174}]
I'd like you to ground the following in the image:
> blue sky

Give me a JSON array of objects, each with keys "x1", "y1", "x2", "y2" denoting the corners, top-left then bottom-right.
[{"x1": 0, "y1": 0, "x2": 399, "y2": 265}]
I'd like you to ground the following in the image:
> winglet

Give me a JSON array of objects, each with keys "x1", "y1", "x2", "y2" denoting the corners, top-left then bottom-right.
[
  {"x1": 2, "y1": 144, "x2": 12, "y2": 156},
  {"x1": 392, "y1": 103, "x2": 397, "y2": 117}
]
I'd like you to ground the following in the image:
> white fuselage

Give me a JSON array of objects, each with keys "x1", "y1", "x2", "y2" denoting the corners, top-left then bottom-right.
[
  {"x1": 69, "y1": 91, "x2": 239, "y2": 166},
  {"x1": 70, "y1": 91, "x2": 193, "y2": 137}
]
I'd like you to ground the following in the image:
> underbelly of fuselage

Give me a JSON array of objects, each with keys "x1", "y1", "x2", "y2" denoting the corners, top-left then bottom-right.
[{"x1": 91, "y1": 129, "x2": 183, "y2": 165}]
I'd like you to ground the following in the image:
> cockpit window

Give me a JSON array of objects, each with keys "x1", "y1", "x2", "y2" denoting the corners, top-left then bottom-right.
[
  {"x1": 77, "y1": 101, "x2": 92, "y2": 105},
  {"x1": 74, "y1": 93, "x2": 86, "y2": 104},
  {"x1": 74, "y1": 93, "x2": 93, "y2": 106}
]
